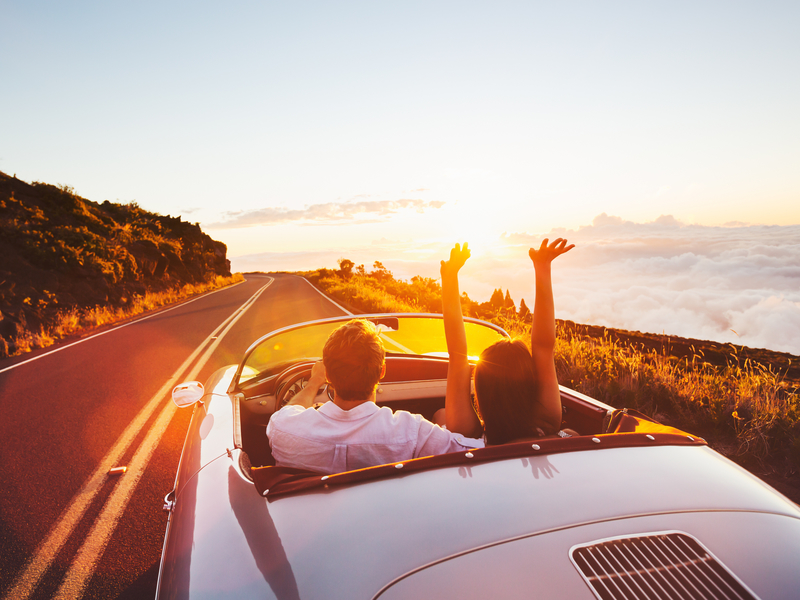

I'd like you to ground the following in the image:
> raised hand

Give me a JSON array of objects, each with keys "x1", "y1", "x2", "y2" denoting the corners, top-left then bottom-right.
[
  {"x1": 440, "y1": 242, "x2": 471, "y2": 279},
  {"x1": 440, "y1": 241, "x2": 481, "y2": 437},
  {"x1": 528, "y1": 238, "x2": 574, "y2": 267}
]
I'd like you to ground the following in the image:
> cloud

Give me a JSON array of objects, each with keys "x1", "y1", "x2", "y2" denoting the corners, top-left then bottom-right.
[
  {"x1": 494, "y1": 215, "x2": 800, "y2": 354},
  {"x1": 207, "y1": 198, "x2": 446, "y2": 229}
]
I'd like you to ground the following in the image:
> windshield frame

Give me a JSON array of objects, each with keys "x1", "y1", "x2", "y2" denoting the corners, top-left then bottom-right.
[{"x1": 228, "y1": 313, "x2": 509, "y2": 393}]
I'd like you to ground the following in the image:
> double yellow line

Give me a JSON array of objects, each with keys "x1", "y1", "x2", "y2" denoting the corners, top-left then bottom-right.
[{"x1": 5, "y1": 277, "x2": 273, "y2": 600}]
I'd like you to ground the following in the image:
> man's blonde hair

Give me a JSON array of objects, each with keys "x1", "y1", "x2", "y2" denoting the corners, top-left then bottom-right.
[{"x1": 323, "y1": 319, "x2": 385, "y2": 401}]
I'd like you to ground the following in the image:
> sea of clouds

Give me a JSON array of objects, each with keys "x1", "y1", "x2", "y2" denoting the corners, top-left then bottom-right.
[
  {"x1": 493, "y1": 215, "x2": 800, "y2": 356},
  {"x1": 232, "y1": 214, "x2": 800, "y2": 356}
]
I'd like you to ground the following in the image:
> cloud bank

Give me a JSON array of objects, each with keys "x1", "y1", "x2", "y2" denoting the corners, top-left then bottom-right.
[
  {"x1": 498, "y1": 214, "x2": 800, "y2": 355},
  {"x1": 207, "y1": 198, "x2": 445, "y2": 229},
  {"x1": 231, "y1": 214, "x2": 800, "y2": 355}
]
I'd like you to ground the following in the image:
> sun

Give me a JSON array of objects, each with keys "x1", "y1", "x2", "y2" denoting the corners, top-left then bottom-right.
[{"x1": 432, "y1": 205, "x2": 504, "y2": 255}]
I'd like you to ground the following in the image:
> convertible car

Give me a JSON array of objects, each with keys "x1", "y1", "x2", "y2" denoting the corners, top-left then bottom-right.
[{"x1": 156, "y1": 314, "x2": 800, "y2": 599}]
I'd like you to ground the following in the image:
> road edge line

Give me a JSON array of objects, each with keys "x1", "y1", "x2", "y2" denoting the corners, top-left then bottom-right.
[
  {"x1": 0, "y1": 278, "x2": 250, "y2": 375},
  {"x1": 298, "y1": 276, "x2": 353, "y2": 315},
  {"x1": 53, "y1": 279, "x2": 274, "y2": 599},
  {"x1": 3, "y1": 278, "x2": 273, "y2": 600}
]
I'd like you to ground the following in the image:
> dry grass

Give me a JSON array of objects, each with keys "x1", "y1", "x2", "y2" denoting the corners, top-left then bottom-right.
[
  {"x1": 308, "y1": 269, "x2": 800, "y2": 477},
  {"x1": 11, "y1": 273, "x2": 245, "y2": 355},
  {"x1": 312, "y1": 275, "x2": 425, "y2": 313},
  {"x1": 551, "y1": 327, "x2": 799, "y2": 472}
]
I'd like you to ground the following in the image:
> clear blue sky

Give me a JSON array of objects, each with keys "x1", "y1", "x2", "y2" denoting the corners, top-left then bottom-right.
[{"x1": 2, "y1": 1, "x2": 799, "y2": 259}]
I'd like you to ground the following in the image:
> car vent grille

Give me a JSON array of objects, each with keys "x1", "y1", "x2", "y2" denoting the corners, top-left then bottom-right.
[{"x1": 570, "y1": 532, "x2": 758, "y2": 600}]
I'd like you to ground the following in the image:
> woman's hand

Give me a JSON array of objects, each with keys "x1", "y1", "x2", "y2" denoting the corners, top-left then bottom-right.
[
  {"x1": 441, "y1": 242, "x2": 471, "y2": 279},
  {"x1": 528, "y1": 238, "x2": 574, "y2": 267}
]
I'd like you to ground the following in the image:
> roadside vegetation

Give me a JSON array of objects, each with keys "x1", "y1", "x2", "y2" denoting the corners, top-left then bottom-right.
[
  {"x1": 9, "y1": 273, "x2": 244, "y2": 356},
  {"x1": 303, "y1": 259, "x2": 800, "y2": 484},
  {"x1": 1, "y1": 171, "x2": 237, "y2": 357}
]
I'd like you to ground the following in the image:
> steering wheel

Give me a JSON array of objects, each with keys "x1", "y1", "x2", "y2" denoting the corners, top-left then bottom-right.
[{"x1": 275, "y1": 362, "x2": 333, "y2": 408}]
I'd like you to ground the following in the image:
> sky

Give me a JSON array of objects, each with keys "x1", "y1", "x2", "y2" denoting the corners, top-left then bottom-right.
[{"x1": 2, "y1": 1, "x2": 799, "y2": 354}]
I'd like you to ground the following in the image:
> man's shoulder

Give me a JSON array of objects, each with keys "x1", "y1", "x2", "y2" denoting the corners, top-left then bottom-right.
[
  {"x1": 271, "y1": 404, "x2": 307, "y2": 419},
  {"x1": 375, "y1": 406, "x2": 429, "y2": 429},
  {"x1": 379, "y1": 405, "x2": 422, "y2": 420},
  {"x1": 266, "y1": 404, "x2": 314, "y2": 433}
]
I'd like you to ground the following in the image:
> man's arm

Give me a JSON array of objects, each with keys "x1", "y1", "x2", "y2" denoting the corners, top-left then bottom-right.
[
  {"x1": 441, "y1": 243, "x2": 482, "y2": 438},
  {"x1": 528, "y1": 238, "x2": 574, "y2": 434},
  {"x1": 284, "y1": 360, "x2": 327, "y2": 409}
]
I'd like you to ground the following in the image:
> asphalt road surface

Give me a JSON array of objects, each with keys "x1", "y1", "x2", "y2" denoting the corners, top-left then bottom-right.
[{"x1": 0, "y1": 274, "x2": 349, "y2": 600}]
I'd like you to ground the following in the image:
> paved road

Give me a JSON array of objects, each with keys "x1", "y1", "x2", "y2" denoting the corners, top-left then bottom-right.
[{"x1": 0, "y1": 274, "x2": 348, "y2": 600}]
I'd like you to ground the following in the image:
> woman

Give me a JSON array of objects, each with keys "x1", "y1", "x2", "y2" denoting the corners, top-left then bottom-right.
[{"x1": 440, "y1": 239, "x2": 574, "y2": 445}]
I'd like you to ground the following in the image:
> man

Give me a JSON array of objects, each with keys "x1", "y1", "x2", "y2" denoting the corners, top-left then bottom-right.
[{"x1": 266, "y1": 319, "x2": 483, "y2": 474}]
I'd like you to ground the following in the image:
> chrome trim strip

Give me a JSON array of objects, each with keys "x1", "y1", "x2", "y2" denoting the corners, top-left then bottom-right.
[
  {"x1": 232, "y1": 393, "x2": 242, "y2": 449},
  {"x1": 558, "y1": 385, "x2": 615, "y2": 414},
  {"x1": 568, "y1": 531, "x2": 760, "y2": 600},
  {"x1": 376, "y1": 379, "x2": 448, "y2": 402}
]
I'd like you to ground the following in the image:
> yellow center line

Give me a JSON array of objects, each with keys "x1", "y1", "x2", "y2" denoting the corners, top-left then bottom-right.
[{"x1": 4, "y1": 278, "x2": 273, "y2": 600}]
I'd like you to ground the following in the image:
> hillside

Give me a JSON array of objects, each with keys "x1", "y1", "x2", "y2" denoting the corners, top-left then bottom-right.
[
  {"x1": 0, "y1": 171, "x2": 231, "y2": 358},
  {"x1": 557, "y1": 320, "x2": 800, "y2": 389}
]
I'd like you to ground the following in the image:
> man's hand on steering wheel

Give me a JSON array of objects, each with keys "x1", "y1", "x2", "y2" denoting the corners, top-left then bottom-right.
[
  {"x1": 308, "y1": 361, "x2": 327, "y2": 388},
  {"x1": 283, "y1": 360, "x2": 328, "y2": 409}
]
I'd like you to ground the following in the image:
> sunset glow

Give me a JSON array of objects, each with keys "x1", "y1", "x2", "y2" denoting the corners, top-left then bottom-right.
[{"x1": 2, "y1": 2, "x2": 798, "y2": 353}]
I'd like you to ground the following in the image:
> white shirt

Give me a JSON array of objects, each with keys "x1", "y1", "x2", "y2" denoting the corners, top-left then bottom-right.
[{"x1": 266, "y1": 401, "x2": 484, "y2": 475}]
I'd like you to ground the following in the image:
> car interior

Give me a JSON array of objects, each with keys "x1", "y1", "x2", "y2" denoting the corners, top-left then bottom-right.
[{"x1": 235, "y1": 355, "x2": 613, "y2": 471}]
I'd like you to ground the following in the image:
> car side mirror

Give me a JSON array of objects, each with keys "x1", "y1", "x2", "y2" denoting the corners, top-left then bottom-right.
[{"x1": 172, "y1": 381, "x2": 204, "y2": 407}]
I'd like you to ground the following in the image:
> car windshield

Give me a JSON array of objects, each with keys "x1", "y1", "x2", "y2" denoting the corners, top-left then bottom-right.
[{"x1": 237, "y1": 314, "x2": 508, "y2": 384}]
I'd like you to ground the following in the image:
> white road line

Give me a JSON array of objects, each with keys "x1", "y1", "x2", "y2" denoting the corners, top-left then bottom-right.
[
  {"x1": 298, "y1": 276, "x2": 418, "y2": 352},
  {"x1": 379, "y1": 334, "x2": 417, "y2": 355},
  {"x1": 53, "y1": 279, "x2": 273, "y2": 599},
  {"x1": 298, "y1": 276, "x2": 353, "y2": 314},
  {"x1": 3, "y1": 278, "x2": 273, "y2": 600},
  {"x1": 0, "y1": 279, "x2": 247, "y2": 375}
]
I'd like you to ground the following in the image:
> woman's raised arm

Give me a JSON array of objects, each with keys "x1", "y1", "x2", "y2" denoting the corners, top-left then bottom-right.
[
  {"x1": 441, "y1": 243, "x2": 482, "y2": 438},
  {"x1": 528, "y1": 238, "x2": 574, "y2": 434}
]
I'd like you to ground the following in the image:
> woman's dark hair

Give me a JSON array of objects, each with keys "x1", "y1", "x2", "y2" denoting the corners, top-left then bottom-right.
[{"x1": 474, "y1": 339, "x2": 543, "y2": 445}]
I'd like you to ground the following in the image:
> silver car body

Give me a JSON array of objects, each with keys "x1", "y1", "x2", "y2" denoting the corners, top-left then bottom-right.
[{"x1": 156, "y1": 314, "x2": 800, "y2": 600}]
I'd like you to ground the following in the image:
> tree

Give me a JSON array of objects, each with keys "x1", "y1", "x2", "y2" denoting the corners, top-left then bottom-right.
[
  {"x1": 489, "y1": 288, "x2": 505, "y2": 310},
  {"x1": 371, "y1": 260, "x2": 392, "y2": 281},
  {"x1": 477, "y1": 301, "x2": 494, "y2": 319},
  {"x1": 518, "y1": 298, "x2": 531, "y2": 321},
  {"x1": 337, "y1": 258, "x2": 354, "y2": 277},
  {"x1": 504, "y1": 289, "x2": 516, "y2": 314},
  {"x1": 356, "y1": 264, "x2": 366, "y2": 276}
]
